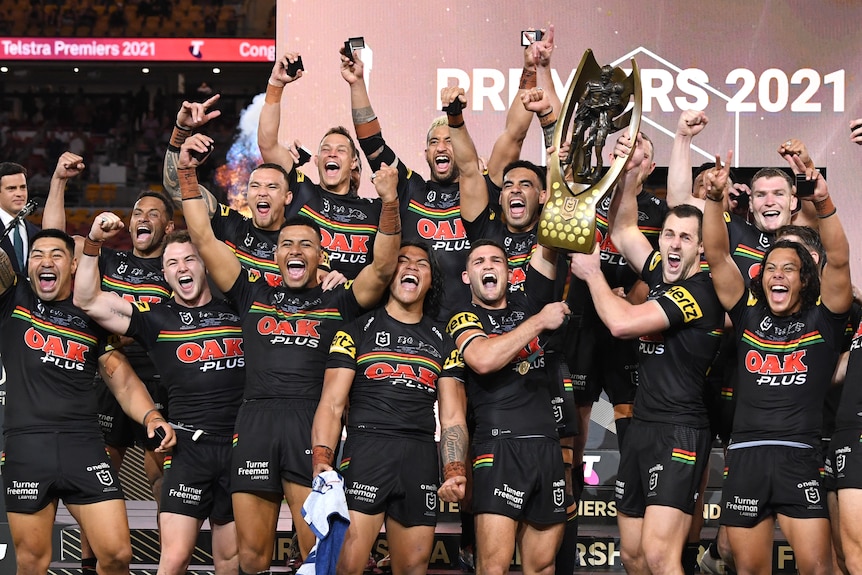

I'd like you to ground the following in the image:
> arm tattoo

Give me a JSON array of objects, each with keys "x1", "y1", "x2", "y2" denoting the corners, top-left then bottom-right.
[
  {"x1": 0, "y1": 250, "x2": 16, "y2": 294},
  {"x1": 439, "y1": 423, "x2": 468, "y2": 466},
  {"x1": 164, "y1": 150, "x2": 218, "y2": 218},
  {"x1": 352, "y1": 105, "x2": 377, "y2": 125}
]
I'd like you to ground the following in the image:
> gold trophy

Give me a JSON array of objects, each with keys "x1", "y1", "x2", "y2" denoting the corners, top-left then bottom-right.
[{"x1": 539, "y1": 50, "x2": 642, "y2": 253}]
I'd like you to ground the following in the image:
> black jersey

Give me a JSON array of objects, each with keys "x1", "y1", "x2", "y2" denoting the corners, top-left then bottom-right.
[
  {"x1": 98, "y1": 247, "x2": 169, "y2": 380},
  {"x1": 0, "y1": 277, "x2": 107, "y2": 435},
  {"x1": 632, "y1": 252, "x2": 724, "y2": 428},
  {"x1": 725, "y1": 213, "x2": 774, "y2": 286},
  {"x1": 730, "y1": 294, "x2": 847, "y2": 445},
  {"x1": 833, "y1": 305, "x2": 862, "y2": 434},
  {"x1": 211, "y1": 203, "x2": 282, "y2": 287},
  {"x1": 327, "y1": 307, "x2": 463, "y2": 439},
  {"x1": 447, "y1": 268, "x2": 558, "y2": 442},
  {"x1": 287, "y1": 171, "x2": 380, "y2": 279},
  {"x1": 126, "y1": 299, "x2": 244, "y2": 435},
  {"x1": 227, "y1": 271, "x2": 365, "y2": 401}
]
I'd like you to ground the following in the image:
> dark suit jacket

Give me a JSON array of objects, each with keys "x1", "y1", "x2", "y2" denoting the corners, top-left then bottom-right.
[{"x1": 0, "y1": 219, "x2": 41, "y2": 274}]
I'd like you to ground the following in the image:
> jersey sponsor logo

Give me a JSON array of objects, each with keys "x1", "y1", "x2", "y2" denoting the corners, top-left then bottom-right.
[
  {"x1": 745, "y1": 349, "x2": 808, "y2": 386},
  {"x1": 648, "y1": 252, "x2": 661, "y2": 272},
  {"x1": 220, "y1": 204, "x2": 231, "y2": 216},
  {"x1": 443, "y1": 349, "x2": 464, "y2": 371},
  {"x1": 256, "y1": 316, "x2": 322, "y2": 347},
  {"x1": 330, "y1": 331, "x2": 356, "y2": 359},
  {"x1": 176, "y1": 337, "x2": 244, "y2": 372},
  {"x1": 664, "y1": 286, "x2": 703, "y2": 321},
  {"x1": 24, "y1": 327, "x2": 91, "y2": 370},
  {"x1": 133, "y1": 301, "x2": 151, "y2": 313},
  {"x1": 638, "y1": 333, "x2": 664, "y2": 355},
  {"x1": 447, "y1": 312, "x2": 482, "y2": 335},
  {"x1": 321, "y1": 230, "x2": 369, "y2": 254},
  {"x1": 362, "y1": 361, "x2": 438, "y2": 391},
  {"x1": 416, "y1": 217, "x2": 467, "y2": 242}
]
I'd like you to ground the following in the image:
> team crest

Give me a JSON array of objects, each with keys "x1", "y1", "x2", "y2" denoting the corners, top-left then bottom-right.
[
  {"x1": 805, "y1": 486, "x2": 821, "y2": 505},
  {"x1": 117, "y1": 262, "x2": 128, "y2": 274},
  {"x1": 649, "y1": 472, "x2": 658, "y2": 491},
  {"x1": 179, "y1": 312, "x2": 193, "y2": 326},
  {"x1": 244, "y1": 234, "x2": 254, "y2": 247},
  {"x1": 553, "y1": 487, "x2": 565, "y2": 507},
  {"x1": 96, "y1": 469, "x2": 114, "y2": 486},
  {"x1": 427, "y1": 190, "x2": 436, "y2": 203},
  {"x1": 375, "y1": 331, "x2": 390, "y2": 347},
  {"x1": 553, "y1": 405, "x2": 563, "y2": 423},
  {"x1": 837, "y1": 453, "x2": 846, "y2": 473},
  {"x1": 425, "y1": 491, "x2": 437, "y2": 511}
]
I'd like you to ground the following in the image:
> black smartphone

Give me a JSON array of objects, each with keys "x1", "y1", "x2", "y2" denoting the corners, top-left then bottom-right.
[
  {"x1": 521, "y1": 29, "x2": 543, "y2": 46},
  {"x1": 795, "y1": 173, "x2": 816, "y2": 198},
  {"x1": 343, "y1": 36, "x2": 365, "y2": 60},
  {"x1": 189, "y1": 143, "x2": 214, "y2": 164},
  {"x1": 144, "y1": 426, "x2": 167, "y2": 451},
  {"x1": 296, "y1": 145, "x2": 312, "y2": 166},
  {"x1": 286, "y1": 56, "x2": 304, "y2": 77}
]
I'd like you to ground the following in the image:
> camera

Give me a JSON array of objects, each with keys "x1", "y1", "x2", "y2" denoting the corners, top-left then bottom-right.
[
  {"x1": 286, "y1": 56, "x2": 304, "y2": 77},
  {"x1": 189, "y1": 143, "x2": 214, "y2": 164},
  {"x1": 521, "y1": 29, "x2": 543, "y2": 46},
  {"x1": 795, "y1": 173, "x2": 816, "y2": 198},
  {"x1": 296, "y1": 145, "x2": 312, "y2": 166},
  {"x1": 343, "y1": 37, "x2": 365, "y2": 61}
]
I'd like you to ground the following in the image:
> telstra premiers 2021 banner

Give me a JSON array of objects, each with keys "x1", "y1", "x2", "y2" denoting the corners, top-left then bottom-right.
[{"x1": 274, "y1": 1, "x2": 862, "y2": 262}]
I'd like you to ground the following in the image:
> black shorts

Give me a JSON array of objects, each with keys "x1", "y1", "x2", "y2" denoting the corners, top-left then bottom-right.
[
  {"x1": 567, "y1": 319, "x2": 638, "y2": 406},
  {"x1": 231, "y1": 398, "x2": 315, "y2": 493},
  {"x1": 471, "y1": 437, "x2": 566, "y2": 525},
  {"x1": 161, "y1": 430, "x2": 234, "y2": 523},
  {"x1": 1, "y1": 432, "x2": 124, "y2": 513},
  {"x1": 339, "y1": 432, "x2": 438, "y2": 527},
  {"x1": 721, "y1": 444, "x2": 828, "y2": 527},
  {"x1": 703, "y1": 341, "x2": 737, "y2": 445},
  {"x1": 829, "y1": 429, "x2": 862, "y2": 491},
  {"x1": 615, "y1": 420, "x2": 711, "y2": 517},
  {"x1": 96, "y1": 377, "x2": 168, "y2": 449}
]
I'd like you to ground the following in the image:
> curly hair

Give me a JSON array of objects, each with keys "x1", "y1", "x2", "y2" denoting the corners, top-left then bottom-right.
[{"x1": 750, "y1": 240, "x2": 820, "y2": 313}]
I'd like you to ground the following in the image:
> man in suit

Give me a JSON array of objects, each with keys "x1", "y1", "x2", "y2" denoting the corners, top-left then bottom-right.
[{"x1": 0, "y1": 153, "x2": 84, "y2": 271}]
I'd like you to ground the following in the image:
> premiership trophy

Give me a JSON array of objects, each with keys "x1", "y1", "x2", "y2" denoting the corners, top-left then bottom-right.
[{"x1": 539, "y1": 50, "x2": 642, "y2": 253}]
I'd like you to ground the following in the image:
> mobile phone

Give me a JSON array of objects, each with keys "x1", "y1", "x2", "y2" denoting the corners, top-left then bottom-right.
[
  {"x1": 286, "y1": 56, "x2": 304, "y2": 77},
  {"x1": 521, "y1": 29, "x2": 543, "y2": 46},
  {"x1": 343, "y1": 37, "x2": 365, "y2": 60},
  {"x1": 296, "y1": 145, "x2": 312, "y2": 166},
  {"x1": 795, "y1": 173, "x2": 816, "y2": 198},
  {"x1": 189, "y1": 143, "x2": 214, "y2": 164},
  {"x1": 144, "y1": 426, "x2": 167, "y2": 451}
]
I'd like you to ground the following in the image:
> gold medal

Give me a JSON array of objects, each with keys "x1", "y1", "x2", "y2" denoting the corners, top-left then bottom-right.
[{"x1": 517, "y1": 361, "x2": 530, "y2": 375}]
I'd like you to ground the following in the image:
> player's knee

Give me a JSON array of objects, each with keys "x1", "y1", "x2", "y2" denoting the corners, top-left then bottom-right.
[
  {"x1": 13, "y1": 545, "x2": 52, "y2": 575},
  {"x1": 237, "y1": 548, "x2": 271, "y2": 574},
  {"x1": 95, "y1": 541, "x2": 132, "y2": 575}
]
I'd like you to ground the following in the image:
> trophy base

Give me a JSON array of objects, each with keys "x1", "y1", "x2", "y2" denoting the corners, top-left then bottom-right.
[{"x1": 538, "y1": 179, "x2": 607, "y2": 254}]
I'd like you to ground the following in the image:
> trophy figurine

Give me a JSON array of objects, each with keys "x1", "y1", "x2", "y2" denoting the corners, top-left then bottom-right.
[{"x1": 539, "y1": 50, "x2": 642, "y2": 253}]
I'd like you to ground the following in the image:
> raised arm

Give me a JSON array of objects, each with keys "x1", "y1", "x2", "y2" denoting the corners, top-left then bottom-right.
[
  {"x1": 0, "y1": 248, "x2": 16, "y2": 297},
  {"x1": 445, "y1": 86, "x2": 490, "y2": 224},
  {"x1": 177, "y1": 134, "x2": 242, "y2": 293},
  {"x1": 310, "y1": 366, "x2": 353, "y2": 476},
  {"x1": 41, "y1": 151, "x2": 85, "y2": 230},
  {"x1": 351, "y1": 164, "x2": 401, "y2": 308},
  {"x1": 607, "y1": 134, "x2": 653, "y2": 272},
  {"x1": 666, "y1": 110, "x2": 708, "y2": 210},
  {"x1": 163, "y1": 95, "x2": 222, "y2": 215},
  {"x1": 486, "y1": 27, "x2": 554, "y2": 186},
  {"x1": 792, "y1": 154, "x2": 851, "y2": 314},
  {"x1": 703, "y1": 151, "x2": 745, "y2": 310},
  {"x1": 437, "y1": 376, "x2": 468, "y2": 502},
  {"x1": 73, "y1": 212, "x2": 135, "y2": 335},
  {"x1": 570, "y1": 246, "x2": 670, "y2": 339},
  {"x1": 257, "y1": 53, "x2": 302, "y2": 171}
]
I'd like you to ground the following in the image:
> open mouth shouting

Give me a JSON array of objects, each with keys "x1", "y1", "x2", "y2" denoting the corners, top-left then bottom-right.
[
  {"x1": 508, "y1": 196, "x2": 526, "y2": 220},
  {"x1": 177, "y1": 274, "x2": 194, "y2": 291},
  {"x1": 324, "y1": 161, "x2": 340, "y2": 179},
  {"x1": 400, "y1": 273, "x2": 419, "y2": 291},
  {"x1": 135, "y1": 224, "x2": 153, "y2": 243},
  {"x1": 286, "y1": 259, "x2": 307, "y2": 281},
  {"x1": 482, "y1": 272, "x2": 498, "y2": 289},
  {"x1": 38, "y1": 270, "x2": 57, "y2": 292},
  {"x1": 434, "y1": 154, "x2": 451, "y2": 175}
]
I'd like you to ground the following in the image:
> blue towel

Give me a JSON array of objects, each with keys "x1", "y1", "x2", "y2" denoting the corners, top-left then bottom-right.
[{"x1": 297, "y1": 470, "x2": 350, "y2": 575}]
